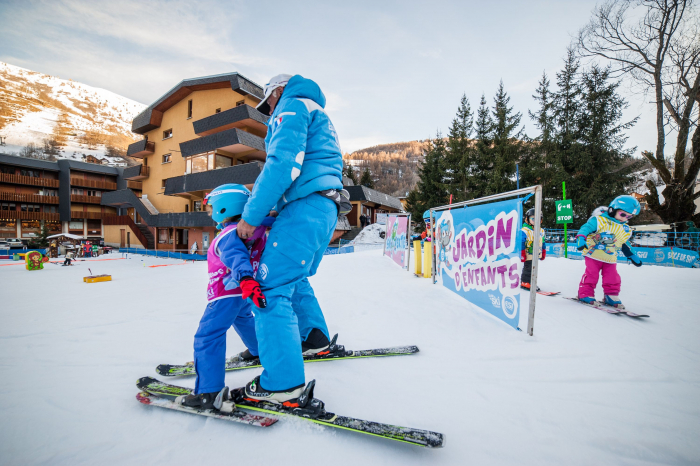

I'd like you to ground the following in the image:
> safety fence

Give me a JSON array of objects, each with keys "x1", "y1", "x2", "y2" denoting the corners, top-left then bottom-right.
[
  {"x1": 119, "y1": 248, "x2": 207, "y2": 261},
  {"x1": 0, "y1": 248, "x2": 48, "y2": 260}
]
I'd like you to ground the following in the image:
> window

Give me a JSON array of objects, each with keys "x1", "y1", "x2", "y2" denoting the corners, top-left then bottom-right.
[
  {"x1": 47, "y1": 206, "x2": 56, "y2": 213},
  {"x1": 161, "y1": 179, "x2": 167, "y2": 189},
  {"x1": 193, "y1": 200, "x2": 202, "y2": 212},
  {"x1": 185, "y1": 204, "x2": 189, "y2": 213},
  {"x1": 20, "y1": 169, "x2": 39, "y2": 177},
  {"x1": 236, "y1": 100, "x2": 245, "y2": 107},
  {"x1": 215, "y1": 108, "x2": 221, "y2": 113},
  {"x1": 21, "y1": 204, "x2": 27, "y2": 212},
  {"x1": 162, "y1": 153, "x2": 171, "y2": 164},
  {"x1": 187, "y1": 100, "x2": 192, "y2": 119},
  {"x1": 39, "y1": 189, "x2": 57, "y2": 196},
  {"x1": 71, "y1": 188, "x2": 84, "y2": 195},
  {"x1": 0, "y1": 166, "x2": 15, "y2": 175},
  {"x1": 163, "y1": 129, "x2": 173, "y2": 139},
  {"x1": 215, "y1": 154, "x2": 232, "y2": 169}
]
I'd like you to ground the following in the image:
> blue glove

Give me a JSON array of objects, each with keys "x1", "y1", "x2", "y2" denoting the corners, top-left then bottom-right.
[
  {"x1": 576, "y1": 236, "x2": 587, "y2": 251},
  {"x1": 629, "y1": 254, "x2": 642, "y2": 267}
]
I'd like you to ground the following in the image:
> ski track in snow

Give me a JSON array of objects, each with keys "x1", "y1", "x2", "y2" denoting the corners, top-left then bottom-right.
[{"x1": 0, "y1": 252, "x2": 699, "y2": 465}]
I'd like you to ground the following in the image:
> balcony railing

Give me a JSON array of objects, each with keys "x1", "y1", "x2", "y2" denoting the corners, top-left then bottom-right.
[
  {"x1": 70, "y1": 178, "x2": 117, "y2": 190},
  {"x1": 0, "y1": 210, "x2": 60, "y2": 221},
  {"x1": 125, "y1": 165, "x2": 149, "y2": 181},
  {"x1": 127, "y1": 180, "x2": 142, "y2": 190},
  {"x1": 0, "y1": 192, "x2": 60, "y2": 204},
  {"x1": 0, "y1": 173, "x2": 59, "y2": 188},
  {"x1": 71, "y1": 211, "x2": 110, "y2": 220},
  {"x1": 70, "y1": 194, "x2": 102, "y2": 204}
]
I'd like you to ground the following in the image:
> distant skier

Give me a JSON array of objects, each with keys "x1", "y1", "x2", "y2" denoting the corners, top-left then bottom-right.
[
  {"x1": 178, "y1": 184, "x2": 272, "y2": 410},
  {"x1": 421, "y1": 210, "x2": 432, "y2": 243},
  {"x1": 63, "y1": 251, "x2": 75, "y2": 266},
  {"x1": 576, "y1": 195, "x2": 643, "y2": 308},
  {"x1": 520, "y1": 208, "x2": 545, "y2": 291}
]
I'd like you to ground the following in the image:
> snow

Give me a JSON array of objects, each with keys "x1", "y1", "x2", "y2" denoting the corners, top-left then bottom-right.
[
  {"x1": 1, "y1": 251, "x2": 699, "y2": 464},
  {"x1": 630, "y1": 232, "x2": 667, "y2": 247},
  {"x1": 353, "y1": 223, "x2": 385, "y2": 244}
]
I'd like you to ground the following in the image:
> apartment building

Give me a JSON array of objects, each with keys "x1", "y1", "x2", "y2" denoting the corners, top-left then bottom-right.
[
  {"x1": 0, "y1": 154, "x2": 126, "y2": 240},
  {"x1": 102, "y1": 72, "x2": 268, "y2": 251}
]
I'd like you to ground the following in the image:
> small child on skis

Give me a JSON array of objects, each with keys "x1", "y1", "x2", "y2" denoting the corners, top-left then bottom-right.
[
  {"x1": 179, "y1": 184, "x2": 274, "y2": 410},
  {"x1": 576, "y1": 195, "x2": 643, "y2": 308},
  {"x1": 520, "y1": 208, "x2": 545, "y2": 291}
]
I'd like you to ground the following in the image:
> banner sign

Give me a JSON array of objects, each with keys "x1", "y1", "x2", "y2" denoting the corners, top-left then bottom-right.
[
  {"x1": 434, "y1": 199, "x2": 524, "y2": 330},
  {"x1": 384, "y1": 215, "x2": 408, "y2": 267},
  {"x1": 546, "y1": 243, "x2": 699, "y2": 268},
  {"x1": 555, "y1": 200, "x2": 573, "y2": 224},
  {"x1": 376, "y1": 214, "x2": 388, "y2": 225}
]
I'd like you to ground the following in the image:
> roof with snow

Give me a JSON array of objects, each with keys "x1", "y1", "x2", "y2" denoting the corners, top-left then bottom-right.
[
  {"x1": 346, "y1": 185, "x2": 403, "y2": 211},
  {"x1": 131, "y1": 73, "x2": 265, "y2": 134}
]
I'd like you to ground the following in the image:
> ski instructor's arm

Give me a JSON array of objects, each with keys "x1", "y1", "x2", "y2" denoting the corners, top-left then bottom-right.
[{"x1": 237, "y1": 101, "x2": 309, "y2": 238}]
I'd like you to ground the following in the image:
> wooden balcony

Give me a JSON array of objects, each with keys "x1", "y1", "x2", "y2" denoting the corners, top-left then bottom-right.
[
  {"x1": 127, "y1": 180, "x2": 143, "y2": 190},
  {"x1": 125, "y1": 165, "x2": 149, "y2": 181},
  {"x1": 0, "y1": 192, "x2": 60, "y2": 204},
  {"x1": 70, "y1": 178, "x2": 117, "y2": 190},
  {"x1": 0, "y1": 210, "x2": 60, "y2": 221},
  {"x1": 71, "y1": 194, "x2": 102, "y2": 204},
  {"x1": 71, "y1": 211, "x2": 107, "y2": 220},
  {"x1": 126, "y1": 140, "x2": 155, "y2": 158},
  {"x1": 0, "y1": 173, "x2": 59, "y2": 188}
]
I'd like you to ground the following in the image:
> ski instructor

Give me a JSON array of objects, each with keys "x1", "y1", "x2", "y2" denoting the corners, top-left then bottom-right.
[{"x1": 236, "y1": 74, "x2": 343, "y2": 405}]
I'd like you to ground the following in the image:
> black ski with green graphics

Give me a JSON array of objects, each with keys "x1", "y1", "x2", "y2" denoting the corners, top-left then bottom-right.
[
  {"x1": 157, "y1": 335, "x2": 419, "y2": 377},
  {"x1": 136, "y1": 376, "x2": 444, "y2": 448}
]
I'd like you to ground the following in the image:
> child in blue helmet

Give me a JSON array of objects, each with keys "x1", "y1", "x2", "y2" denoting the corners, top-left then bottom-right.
[
  {"x1": 179, "y1": 184, "x2": 275, "y2": 410},
  {"x1": 575, "y1": 195, "x2": 643, "y2": 308},
  {"x1": 420, "y1": 210, "x2": 433, "y2": 243}
]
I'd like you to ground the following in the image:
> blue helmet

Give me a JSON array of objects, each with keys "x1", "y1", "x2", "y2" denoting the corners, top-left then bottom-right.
[
  {"x1": 423, "y1": 210, "x2": 432, "y2": 221},
  {"x1": 608, "y1": 195, "x2": 641, "y2": 216},
  {"x1": 204, "y1": 184, "x2": 250, "y2": 227}
]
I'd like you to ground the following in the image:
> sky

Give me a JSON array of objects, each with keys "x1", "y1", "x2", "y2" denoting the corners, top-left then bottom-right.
[{"x1": 0, "y1": 0, "x2": 672, "y2": 154}]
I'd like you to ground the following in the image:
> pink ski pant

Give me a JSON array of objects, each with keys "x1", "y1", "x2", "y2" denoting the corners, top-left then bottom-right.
[{"x1": 578, "y1": 257, "x2": 621, "y2": 298}]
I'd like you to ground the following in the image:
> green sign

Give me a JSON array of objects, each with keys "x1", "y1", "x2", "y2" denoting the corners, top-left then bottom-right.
[{"x1": 555, "y1": 199, "x2": 573, "y2": 224}]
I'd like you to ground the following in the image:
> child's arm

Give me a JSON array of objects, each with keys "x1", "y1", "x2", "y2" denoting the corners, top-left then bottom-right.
[
  {"x1": 218, "y1": 231, "x2": 254, "y2": 284},
  {"x1": 621, "y1": 241, "x2": 642, "y2": 267},
  {"x1": 576, "y1": 217, "x2": 598, "y2": 250}
]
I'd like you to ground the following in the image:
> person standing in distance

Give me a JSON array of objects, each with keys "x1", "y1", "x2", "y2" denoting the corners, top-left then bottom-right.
[{"x1": 236, "y1": 74, "x2": 343, "y2": 407}]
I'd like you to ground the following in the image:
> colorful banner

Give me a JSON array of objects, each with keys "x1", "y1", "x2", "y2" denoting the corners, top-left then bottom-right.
[
  {"x1": 384, "y1": 215, "x2": 408, "y2": 268},
  {"x1": 546, "y1": 243, "x2": 699, "y2": 268},
  {"x1": 435, "y1": 199, "x2": 524, "y2": 330}
]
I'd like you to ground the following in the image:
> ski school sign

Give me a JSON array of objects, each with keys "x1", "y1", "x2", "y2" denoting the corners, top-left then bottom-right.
[
  {"x1": 383, "y1": 215, "x2": 409, "y2": 268},
  {"x1": 434, "y1": 199, "x2": 524, "y2": 330}
]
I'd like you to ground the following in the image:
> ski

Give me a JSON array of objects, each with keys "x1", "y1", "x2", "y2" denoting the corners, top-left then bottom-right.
[
  {"x1": 537, "y1": 291, "x2": 560, "y2": 296},
  {"x1": 563, "y1": 297, "x2": 649, "y2": 318},
  {"x1": 137, "y1": 377, "x2": 444, "y2": 448},
  {"x1": 157, "y1": 335, "x2": 419, "y2": 377},
  {"x1": 136, "y1": 377, "x2": 277, "y2": 427}
]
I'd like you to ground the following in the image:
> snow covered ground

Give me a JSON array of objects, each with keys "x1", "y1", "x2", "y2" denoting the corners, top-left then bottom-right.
[
  {"x1": 1, "y1": 251, "x2": 699, "y2": 465},
  {"x1": 353, "y1": 223, "x2": 385, "y2": 244}
]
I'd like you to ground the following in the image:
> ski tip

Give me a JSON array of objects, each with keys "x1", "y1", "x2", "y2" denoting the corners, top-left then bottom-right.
[
  {"x1": 136, "y1": 376, "x2": 159, "y2": 390},
  {"x1": 155, "y1": 365, "x2": 170, "y2": 376}
]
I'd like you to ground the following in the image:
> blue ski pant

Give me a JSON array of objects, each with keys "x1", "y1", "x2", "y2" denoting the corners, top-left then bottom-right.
[
  {"x1": 254, "y1": 193, "x2": 336, "y2": 391},
  {"x1": 194, "y1": 297, "x2": 259, "y2": 394}
]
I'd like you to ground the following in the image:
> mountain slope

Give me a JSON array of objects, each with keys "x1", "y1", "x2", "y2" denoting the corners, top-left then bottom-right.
[{"x1": 0, "y1": 62, "x2": 145, "y2": 165}]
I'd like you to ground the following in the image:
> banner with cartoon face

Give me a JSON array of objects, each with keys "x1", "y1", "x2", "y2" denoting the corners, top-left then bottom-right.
[
  {"x1": 435, "y1": 199, "x2": 524, "y2": 330},
  {"x1": 384, "y1": 215, "x2": 409, "y2": 268}
]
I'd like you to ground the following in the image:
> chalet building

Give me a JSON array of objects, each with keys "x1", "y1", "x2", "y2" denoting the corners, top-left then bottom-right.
[
  {"x1": 0, "y1": 153, "x2": 129, "y2": 240},
  {"x1": 344, "y1": 185, "x2": 403, "y2": 226}
]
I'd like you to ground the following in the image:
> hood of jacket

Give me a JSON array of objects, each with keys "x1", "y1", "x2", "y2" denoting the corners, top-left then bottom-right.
[{"x1": 280, "y1": 75, "x2": 326, "y2": 109}]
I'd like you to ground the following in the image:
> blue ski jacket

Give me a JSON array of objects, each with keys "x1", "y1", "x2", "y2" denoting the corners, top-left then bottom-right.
[
  {"x1": 242, "y1": 75, "x2": 344, "y2": 226},
  {"x1": 219, "y1": 216, "x2": 276, "y2": 290}
]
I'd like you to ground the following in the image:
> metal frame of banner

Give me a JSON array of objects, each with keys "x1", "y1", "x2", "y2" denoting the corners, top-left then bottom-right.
[
  {"x1": 383, "y1": 212, "x2": 412, "y2": 270},
  {"x1": 430, "y1": 185, "x2": 543, "y2": 336}
]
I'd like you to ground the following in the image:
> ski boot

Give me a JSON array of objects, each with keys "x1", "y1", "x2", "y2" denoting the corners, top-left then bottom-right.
[
  {"x1": 578, "y1": 296, "x2": 598, "y2": 305},
  {"x1": 604, "y1": 295, "x2": 625, "y2": 309},
  {"x1": 239, "y1": 376, "x2": 326, "y2": 418},
  {"x1": 227, "y1": 348, "x2": 259, "y2": 365},
  {"x1": 520, "y1": 282, "x2": 541, "y2": 292},
  {"x1": 177, "y1": 386, "x2": 235, "y2": 413},
  {"x1": 302, "y1": 331, "x2": 345, "y2": 357}
]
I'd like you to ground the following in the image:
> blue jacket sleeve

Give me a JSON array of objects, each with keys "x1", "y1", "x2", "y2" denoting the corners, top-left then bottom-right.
[
  {"x1": 620, "y1": 242, "x2": 634, "y2": 258},
  {"x1": 577, "y1": 217, "x2": 599, "y2": 238},
  {"x1": 219, "y1": 230, "x2": 254, "y2": 285},
  {"x1": 243, "y1": 100, "x2": 310, "y2": 226},
  {"x1": 520, "y1": 230, "x2": 527, "y2": 249}
]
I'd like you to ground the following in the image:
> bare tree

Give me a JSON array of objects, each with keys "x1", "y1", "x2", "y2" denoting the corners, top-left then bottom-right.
[{"x1": 578, "y1": 0, "x2": 700, "y2": 225}]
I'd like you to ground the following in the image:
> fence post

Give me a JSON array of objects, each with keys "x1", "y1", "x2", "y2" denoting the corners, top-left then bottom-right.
[
  {"x1": 527, "y1": 185, "x2": 543, "y2": 336},
  {"x1": 414, "y1": 240, "x2": 422, "y2": 275}
]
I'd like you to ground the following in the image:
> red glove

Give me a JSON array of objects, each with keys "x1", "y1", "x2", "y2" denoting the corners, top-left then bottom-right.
[
  {"x1": 540, "y1": 248, "x2": 546, "y2": 261},
  {"x1": 521, "y1": 249, "x2": 527, "y2": 262},
  {"x1": 240, "y1": 277, "x2": 267, "y2": 308}
]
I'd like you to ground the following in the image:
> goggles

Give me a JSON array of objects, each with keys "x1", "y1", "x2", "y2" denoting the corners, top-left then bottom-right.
[{"x1": 616, "y1": 211, "x2": 635, "y2": 219}]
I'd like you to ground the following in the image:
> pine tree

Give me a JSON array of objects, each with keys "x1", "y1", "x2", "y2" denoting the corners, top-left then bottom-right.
[
  {"x1": 472, "y1": 94, "x2": 493, "y2": 199},
  {"x1": 344, "y1": 164, "x2": 359, "y2": 185},
  {"x1": 571, "y1": 65, "x2": 641, "y2": 220},
  {"x1": 442, "y1": 94, "x2": 474, "y2": 202},
  {"x1": 359, "y1": 167, "x2": 374, "y2": 188},
  {"x1": 488, "y1": 81, "x2": 524, "y2": 195}
]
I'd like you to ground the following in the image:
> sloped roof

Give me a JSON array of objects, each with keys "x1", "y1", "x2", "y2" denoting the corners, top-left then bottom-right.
[
  {"x1": 132, "y1": 73, "x2": 264, "y2": 134},
  {"x1": 346, "y1": 185, "x2": 403, "y2": 211}
]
